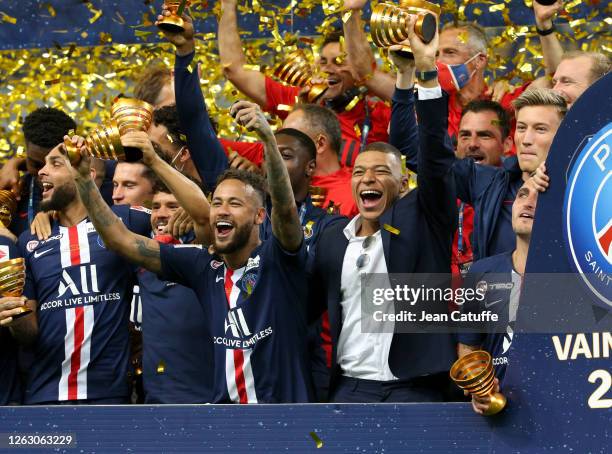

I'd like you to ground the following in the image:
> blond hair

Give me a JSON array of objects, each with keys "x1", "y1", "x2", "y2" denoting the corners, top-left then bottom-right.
[
  {"x1": 512, "y1": 88, "x2": 567, "y2": 117},
  {"x1": 560, "y1": 51, "x2": 610, "y2": 84}
]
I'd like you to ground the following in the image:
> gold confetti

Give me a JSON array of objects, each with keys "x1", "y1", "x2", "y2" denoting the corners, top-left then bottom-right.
[
  {"x1": 345, "y1": 95, "x2": 360, "y2": 112},
  {"x1": 0, "y1": 12, "x2": 17, "y2": 24},
  {"x1": 489, "y1": 4, "x2": 505, "y2": 12},
  {"x1": 383, "y1": 224, "x2": 400, "y2": 235},
  {"x1": 309, "y1": 432, "x2": 323, "y2": 449},
  {"x1": 157, "y1": 361, "x2": 166, "y2": 374}
]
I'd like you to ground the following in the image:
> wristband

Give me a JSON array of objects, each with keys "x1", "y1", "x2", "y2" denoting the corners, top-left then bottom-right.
[
  {"x1": 415, "y1": 69, "x2": 438, "y2": 82},
  {"x1": 536, "y1": 24, "x2": 556, "y2": 36}
]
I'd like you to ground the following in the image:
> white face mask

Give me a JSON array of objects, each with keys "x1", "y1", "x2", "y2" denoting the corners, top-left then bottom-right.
[{"x1": 170, "y1": 145, "x2": 186, "y2": 173}]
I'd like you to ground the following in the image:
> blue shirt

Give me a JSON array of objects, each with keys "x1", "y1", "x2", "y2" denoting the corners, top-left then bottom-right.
[
  {"x1": 0, "y1": 236, "x2": 23, "y2": 405},
  {"x1": 159, "y1": 236, "x2": 313, "y2": 403},
  {"x1": 18, "y1": 205, "x2": 151, "y2": 404},
  {"x1": 458, "y1": 251, "x2": 521, "y2": 384},
  {"x1": 138, "y1": 267, "x2": 214, "y2": 404}
]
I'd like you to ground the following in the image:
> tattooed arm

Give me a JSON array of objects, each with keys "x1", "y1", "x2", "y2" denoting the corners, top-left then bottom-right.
[
  {"x1": 66, "y1": 135, "x2": 162, "y2": 274},
  {"x1": 230, "y1": 101, "x2": 303, "y2": 252}
]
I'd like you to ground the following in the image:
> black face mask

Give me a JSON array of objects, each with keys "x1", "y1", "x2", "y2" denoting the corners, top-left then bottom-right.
[{"x1": 325, "y1": 86, "x2": 368, "y2": 112}]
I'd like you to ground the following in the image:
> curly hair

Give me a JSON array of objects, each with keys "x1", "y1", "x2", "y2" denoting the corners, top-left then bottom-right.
[
  {"x1": 22, "y1": 107, "x2": 76, "y2": 149},
  {"x1": 215, "y1": 168, "x2": 267, "y2": 207},
  {"x1": 153, "y1": 105, "x2": 186, "y2": 149}
]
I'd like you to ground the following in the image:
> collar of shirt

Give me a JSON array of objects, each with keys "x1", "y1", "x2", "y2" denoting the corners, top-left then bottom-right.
[{"x1": 342, "y1": 215, "x2": 382, "y2": 241}]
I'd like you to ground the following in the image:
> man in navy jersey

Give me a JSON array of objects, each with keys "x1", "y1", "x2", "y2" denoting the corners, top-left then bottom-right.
[
  {"x1": 457, "y1": 178, "x2": 539, "y2": 414},
  {"x1": 70, "y1": 102, "x2": 313, "y2": 403},
  {"x1": 0, "y1": 139, "x2": 151, "y2": 404},
  {"x1": 0, "y1": 235, "x2": 27, "y2": 405},
  {"x1": 138, "y1": 182, "x2": 213, "y2": 403}
]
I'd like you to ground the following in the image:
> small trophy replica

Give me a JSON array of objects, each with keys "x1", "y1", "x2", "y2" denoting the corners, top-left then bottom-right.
[
  {"x1": 370, "y1": 0, "x2": 440, "y2": 58},
  {"x1": 309, "y1": 186, "x2": 329, "y2": 208},
  {"x1": 0, "y1": 258, "x2": 29, "y2": 319},
  {"x1": 0, "y1": 190, "x2": 17, "y2": 228},
  {"x1": 65, "y1": 98, "x2": 154, "y2": 164},
  {"x1": 157, "y1": 0, "x2": 191, "y2": 34},
  {"x1": 450, "y1": 350, "x2": 507, "y2": 415},
  {"x1": 274, "y1": 50, "x2": 328, "y2": 103}
]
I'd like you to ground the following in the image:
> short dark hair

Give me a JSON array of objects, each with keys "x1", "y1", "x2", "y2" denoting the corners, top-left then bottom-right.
[
  {"x1": 322, "y1": 28, "x2": 343, "y2": 49},
  {"x1": 362, "y1": 142, "x2": 402, "y2": 161},
  {"x1": 275, "y1": 128, "x2": 316, "y2": 160},
  {"x1": 461, "y1": 100, "x2": 511, "y2": 139},
  {"x1": 153, "y1": 105, "x2": 186, "y2": 150},
  {"x1": 292, "y1": 104, "x2": 342, "y2": 156},
  {"x1": 134, "y1": 65, "x2": 172, "y2": 105},
  {"x1": 215, "y1": 168, "x2": 266, "y2": 207},
  {"x1": 117, "y1": 160, "x2": 161, "y2": 191},
  {"x1": 23, "y1": 107, "x2": 76, "y2": 149}
]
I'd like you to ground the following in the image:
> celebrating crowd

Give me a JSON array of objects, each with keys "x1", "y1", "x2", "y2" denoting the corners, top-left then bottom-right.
[{"x1": 0, "y1": 0, "x2": 609, "y2": 413}]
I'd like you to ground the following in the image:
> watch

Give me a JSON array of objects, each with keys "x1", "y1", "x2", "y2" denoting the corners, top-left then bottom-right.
[{"x1": 415, "y1": 69, "x2": 438, "y2": 82}]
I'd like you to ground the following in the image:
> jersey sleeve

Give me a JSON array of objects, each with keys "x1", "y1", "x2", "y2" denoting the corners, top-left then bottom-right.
[
  {"x1": 159, "y1": 243, "x2": 211, "y2": 291},
  {"x1": 111, "y1": 205, "x2": 152, "y2": 237},
  {"x1": 15, "y1": 234, "x2": 36, "y2": 302},
  {"x1": 264, "y1": 76, "x2": 300, "y2": 120}
]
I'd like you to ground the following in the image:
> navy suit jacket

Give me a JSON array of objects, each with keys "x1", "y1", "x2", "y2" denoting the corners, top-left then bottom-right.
[{"x1": 311, "y1": 93, "x2": 458, "y2": 390}]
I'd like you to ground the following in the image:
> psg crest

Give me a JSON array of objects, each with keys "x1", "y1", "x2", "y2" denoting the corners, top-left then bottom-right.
[{"x1": 563, "y1": 122, "x2": 612, "y2": 308}]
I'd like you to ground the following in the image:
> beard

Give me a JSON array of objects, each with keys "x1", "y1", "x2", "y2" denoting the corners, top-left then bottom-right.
[
  {"x1": 214, "y1": 221, "x2": 253, "y2": 255},
  {"x1": 39, "y1": 182, "x2": 77, "y2": 212}
]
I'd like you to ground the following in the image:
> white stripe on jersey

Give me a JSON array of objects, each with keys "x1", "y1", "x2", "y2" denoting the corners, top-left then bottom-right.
[
  {"x1": 224, "y1": 267, "x2": 258, "y2": 404},
  {"x1": 77, "y1": 305, "x2": 95, "y2": 400},
  {"x1": 59, "y1": 226, "x2": 72, "y2": 269},
  {"x1": 58, "y1": 308, "x2": 75, "y2": 401}
]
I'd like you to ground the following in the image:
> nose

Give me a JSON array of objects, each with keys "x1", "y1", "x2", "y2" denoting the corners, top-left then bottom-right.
[
  {"x1": 521, "y1": 127, "x2": 535, "y2": 146},
  {"x1": 362, "y1": 168, "x2": 376, "y2": 184},
  {"x1": 112, "y1": 187, "x2": 124, "y2": 202},
  {"x1": 467, "y1": 135, "x2": 480, "y2": 151},
  {"x1": 38, "y1": 164, "x2": 49, "y2": 178}
]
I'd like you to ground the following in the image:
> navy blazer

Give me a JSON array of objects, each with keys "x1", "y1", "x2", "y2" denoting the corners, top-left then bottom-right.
[{"x1": 311, "y1": 94, "x2": 458, "y2": 388}]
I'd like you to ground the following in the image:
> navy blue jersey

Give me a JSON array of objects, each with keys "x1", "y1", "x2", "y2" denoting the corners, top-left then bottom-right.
[
  {"x1": 160, "y1": 236, "x2": 313, "y2": 403},
  {"x1": 18, "y1": 205, "x2": 151, "y2": 404},
  {"x1": 458, "y1": 251, "x2": 522, "y2": 384},
  {"x1": 138, "y1": 267, "x2": 214, "y2": 403},
  {"x1": 0, "y1": 237, "x2": 23, "y2": 405}
]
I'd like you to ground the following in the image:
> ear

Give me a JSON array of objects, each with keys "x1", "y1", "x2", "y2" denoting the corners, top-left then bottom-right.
[
  {"x1": 476, "y1": 53, "x2": 488, "y2": 71},
  {"x1": 315, "y1": 134, "x2": 326, "y2": 155},
  {"x1": 180, "y1": 147, "x2": 191, "y2": 163},
  {"x1": 399, "y1": 174, "x2": 410, "y2": 197},
  {"x1": 254, "y1": 206, "x2": 266, "y2": 226},
  {"x1": 502, "y1": 135, "x2": 513, "y2": 156},
  {"x1": 305, "y1": 158, "x2": 316, "y2": 178}
]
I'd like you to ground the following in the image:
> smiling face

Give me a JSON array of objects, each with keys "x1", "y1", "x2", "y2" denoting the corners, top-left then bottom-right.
[
  {"x1": 515, "y1": 105, "x2": 562, "y2": 174},
  {"x1": 275, "y1": 133, "x2": 315, "y2": 197},
  {"x1": 457, "y1": 110, "x2": 511, "y2": 166},
  {"x1": 318, "y1": 42, "x2": 356, "y2": 100},
  {"x1": 551, "y1": 56, "x2": 594, "y2": 109},
  {"x1": 512, "y1": 179, "x2": 538, "y2": 237},
  {"x1": 209, "y1": 179, "x2": 265, "y2": 255},
  {"x1": 151, "y1": 191, "x2": 180, "y2": 235},
  {"x1": 38, "y1": 145, "x2": 78, "y2": 212},
  {"x1": 352, "y1": 150, "x2": 404, "y2": 223}
]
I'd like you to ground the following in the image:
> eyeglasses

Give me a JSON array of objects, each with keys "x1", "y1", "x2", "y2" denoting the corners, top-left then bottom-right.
[{"x1": 356, "y1": 235, "x2": 375, "y2": 269}]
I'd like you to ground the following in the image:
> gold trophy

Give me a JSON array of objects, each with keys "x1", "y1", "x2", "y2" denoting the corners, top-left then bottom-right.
[
  {"x1": 157, "y1": 0, "x2": 191, "y2": 34},
  {"x1": 0, "y1": 258, "x2": 30, "y2": 319},
  {"x1": 370, "y1": 0, "x2": 440, "y2": 59},
  {"x1": 309, "y1": 186, "x2": 329, "y2": 208},
  {"x1": 0, "y1": 190, "x2": 17, "y2": 228},
  {"x1": 274, "y1": 50, "x2": 328, "y2": 103},
  {"x1": 450, "y1": 350, "x2": 507, "y2": 416},
  {"x1": 64, "y1": 98, "x2": 154, "y2": 164}
]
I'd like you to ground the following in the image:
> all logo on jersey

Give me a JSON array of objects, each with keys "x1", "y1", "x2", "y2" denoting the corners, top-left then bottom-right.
[
  {"x1": 57, "y1": 266, "x2": 100, "y2": 297},
  {"x1": 224, "y1": 307, "x2": 252, "y2": 338},
  {"x1": 563, "y1": 122, "x2": 612, "y2": 308}
]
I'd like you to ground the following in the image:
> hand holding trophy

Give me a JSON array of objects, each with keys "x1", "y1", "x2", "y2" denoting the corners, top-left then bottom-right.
[
  {"x1": 0, "y1": 257, "x2": 29, "y2": 324},
  {"x1": 156, "y1": 0, "x2": 191, "y2": 34}
]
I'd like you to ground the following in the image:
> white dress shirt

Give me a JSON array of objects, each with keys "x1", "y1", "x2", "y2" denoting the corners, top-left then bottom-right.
[{"x1": 336, "y1": 215, "x2": 397, "y2": 381}]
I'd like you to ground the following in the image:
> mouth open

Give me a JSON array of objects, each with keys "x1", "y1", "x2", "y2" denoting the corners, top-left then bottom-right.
[
  {"x1": 327, "y1": 76, "x2": 340, "y2": 88},
  {"x1": 466, "y1": 151, "x2": 485, "y2": 163},
  {"x1": 215, "y1": 220, "x2": 234, "y2": 238},
  {"x1": 41, "y1": 181, "x2": 54, "y2": 197},
  {"x1": 360, "y1": 189, "x2": 383, "y2": 209},
  {"x1": 519, "y1": 212, "x2": 534, "y2": 220},
  {"x1": 155, "y1": 220, "x2": 168, "y2": 235}
]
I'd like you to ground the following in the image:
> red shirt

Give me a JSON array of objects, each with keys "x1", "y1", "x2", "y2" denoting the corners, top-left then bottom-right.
[
  {"x1": 311, "y1": 167, "x2": 358, "y2": 218},
  {"x1": 219, "y1": 138, "x2": 264, "y2": 167},
  {"x1": 264, "y1": 76, "x2": 391, "y2": 168}
]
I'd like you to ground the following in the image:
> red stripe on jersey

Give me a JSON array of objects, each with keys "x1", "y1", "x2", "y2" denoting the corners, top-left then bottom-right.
[
  {"x1": 67, "y1": 306, "x2": 85, "y2": 400},
  {"x1": 320, "y1": 311, "x2": 332, "y2": 368},
  {"x1": 224, "y1": 268, "x2": 248, "y2": 404},
  {"x1": 68, "y1": 225, "x2": 81, "y2": 266}
]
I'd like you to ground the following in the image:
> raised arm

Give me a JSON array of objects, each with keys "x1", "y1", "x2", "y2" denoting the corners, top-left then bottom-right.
[
  {"x1": 230, "y1": 101, "x2": 302, "y2": 252},
  {"x1": 218, "y1": 0, "x2": 267, "y2": 107},
  {"x1": 67, "y1": 137, "x2": 162, "y2": 274},
  {"x1": 156, "y1": 9, "x2": 228, "y2": 190},
  {"x1": 388, "y1": 47, "x2": 418, "y2": 172},
  {"x1": 342, "y1": 0, "x2": 395, "y2": 102},
  {"x1": 121, "y1": 131, "x2": 212, "y2": 244},
  {"x1": 534, "y1": 0, "x2": 564, "y2": 76}
]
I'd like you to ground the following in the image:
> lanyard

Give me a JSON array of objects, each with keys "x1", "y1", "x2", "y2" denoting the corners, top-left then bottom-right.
[
  {"x1": 359, "y1": 100, "x2": 371, "y2": 151},
  {"x1": 27, "y1": 177, "x2": 36, "y2": 226},
  {"x1": 457, "y1": 202, "x2": 465, "y2": 254},
  {"x1": 298, "y1": 200, "x2": 308, "y2": 226}
]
